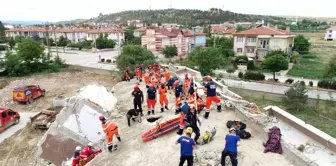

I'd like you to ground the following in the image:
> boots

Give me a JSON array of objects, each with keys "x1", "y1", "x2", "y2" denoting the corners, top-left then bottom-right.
[
  {"x1": 152, "y1": 109, "x2": 155, "y2": 114},
  {"x1": 160, "y1": 108, "x2": 164, "y2": 113},
  {"x1": 204, "y1": 112, "x2": 210, "y2": 119},
  {"x1": 176, "y1": 128, "x2": 183, "y2": 135},
  {"x1": 117, "y1": 136, "x2": 121, "y2": 142},
  {"x1": 217, "y1": 105, "x2": 222, "y2": 112},
  {"x1": 108, "y1": 145, "x2": 113, "y2": 152},
  {"x1": 165, "y1": 106, "x2": 169, "y2": 110},
  {"x1": 147, "y1": 111, "x2": 151, "y2": 116}
]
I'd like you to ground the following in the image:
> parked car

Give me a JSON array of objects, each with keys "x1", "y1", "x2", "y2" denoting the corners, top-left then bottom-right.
[
  {"x1": 0, "y1": 108, "x2": 20, "y2": 133},
  {"x1": 12, "y1": 85, "x2": 46, "y2": 104}
]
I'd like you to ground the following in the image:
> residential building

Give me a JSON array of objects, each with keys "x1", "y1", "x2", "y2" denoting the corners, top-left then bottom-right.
[
  {"x1": 235, "y1": 22, "x2": 253, "y2": 28},
  {"x1": 325, "y1": 26, "x2": 336, "y2": 41},
  {"x1": 233, "y1": 25, "x2": 295, "y2": 61},
  {"x1": 127, "y1": 20, "x2": 143, "y2": 27},
  {"x1": 3, "y1": 23, "x2": 14, "y2": 29},
  {"x1": 134, "y1": 27, "x2": 147, "y2": 37},
  {"x1": 5, "y1": 27, "x2": 124, "y2": 43},
  {"x1": 141, "y1": 27, "x2": 206, "y2": 56},
  {"x1": 211, "y1": 26, "x2": 236, "y2": 38}
]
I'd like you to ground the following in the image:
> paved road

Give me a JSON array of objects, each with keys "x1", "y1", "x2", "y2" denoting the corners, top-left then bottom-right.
[
  {"x1": 0, "y1": 112, "x2": 37, "y2": 143},
  {"x1": 50, "y1": 49, "x2": 118, "y2": 70},
  {"x1": 222, "y1": 79, "x2": 336, "y2": 100}
]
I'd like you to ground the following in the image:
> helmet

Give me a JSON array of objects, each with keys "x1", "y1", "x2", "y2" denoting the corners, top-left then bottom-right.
[
  {"x1": 185, "y1": 73, "x2": 188, "y2": 77},
  {"x1": 76, "y1": 146, "x2": 82, "y2": 151},
  {"x1": 229, "y1": 128, "x2": 236, "y2": 132},
  {"x1": 99, "y1": 115, "x2": 105, "y2": 121},
  {"x1": 134, "y1": 85, "x2": 139, "y2": 90},
  {"x1": 161, "y1": 82, "x2": 165, "y2": 86},
  {"x1": 150, "y1": 84, "x2": 154, "y2": 88},
  {"x1": 186, "y1": 127, "x2": 193, "y2": 134},
  {"x1": 173, "y1": 81, "x2": 179, "y2": 86},
  {"x1": 88, "y1": 142, "x2": 93, "y2": 147}
]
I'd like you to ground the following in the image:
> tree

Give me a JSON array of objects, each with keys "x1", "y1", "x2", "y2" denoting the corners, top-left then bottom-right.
[
  {"x1": 236, "y1": 25, "x2": 247, "y2": 33},
  {"x1": 265, "y1": 50, "x2": 288, "y2": 59},
  {"x1": 261, "y1": 55, "x2": 288, "y2": 80},
  {"x1": 282, "y1": 81, "x2": 308, "y2": 111},
  {"x1": 293, "y1": 35, "x2": 310, "y2": 54},
  {"x1": 226, "y1": 66, "x2": 236, "y2": 77},
  {"x1": 116, "y1": 45, "x2": 157, "y2": 75},
  {"x1": 324, "y1": 56, "x2": 336, "y2": 78},
  {"x1": 162, "y1": 45, "x2": 178, "y2": 61},
  {"x1": 32, "y1": 35, "x2": 41, "y2": 42},
  {"x1": 0, "y1": 21, "x2": 6, "y2": 43},
  {"x1": 291, "y1": 51, "x2": 300, "y2": 64},
  {"x1": 124, "y1": 26, "x2": 141, "y2": 45},
  {"x1": 8, "y1": 37, "x2": 16, "y2": 50},
  {"x1": 16, "y1": 38, "x2": 44, "y2": 63},
  {"x1": 247, "y1": 60, "x2": 256, "y2": 70},
  {"x1": 15, "y1": 36, "x2": 25, "y2": 43},
  {"x1": 58, "y1": 36, "x2": 68, "y2": 52},
  {"x1": 43, "y1": 37, "x2": 54, "y2": 46},
  {"x1": 188, "y1": 47, "x2": 230, "y2": 76},
  {"x1": 95, "y1": 34, "x2": 116, "y2": 49}
]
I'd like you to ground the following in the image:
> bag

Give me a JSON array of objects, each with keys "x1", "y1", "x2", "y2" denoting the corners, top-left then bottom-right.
[
  {"x1": 236, "y1": 129, "x2": 251, "y2": 139},
  {"x1": 226, "y1": 120, "x2": 246, "y2": 130}
]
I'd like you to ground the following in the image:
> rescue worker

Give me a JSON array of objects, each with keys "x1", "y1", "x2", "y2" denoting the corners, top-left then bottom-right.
[
  {"x1": 152, "y1": 77, "x2": 159, "y2": 89},
  {"x1": 126, "y1": 109, "x2": 141, "y2": 127},
  {"x1": 80, "y1": 142, "x2": 97, "y2": 159},
  {"x1": 72, "y1": 146, "x2": 82, "y2": 166},
  {"x1": 177, "y1": 101, "x2": 190, "y2": 135},
  {"x1": 196, "y1": 95, "x2": 205, "y2": 114},
  {"x1": 138, "y1": 67, "x2": 143, "y2": 82},
  {"x1": 164, "y1": 68, "x2": 171, "y2": 83},
  {"x1": 167, "y1": 76, "x2": 175, "y2": 90},
  {"x1": 158, "y1": 82, "x2": 169, "y2": 112},
  {"x1": 174, "y1": 81, "x2": 183, "y2": 115},
  {"x1": 140, "y1": 64, "x2": 144, "y2": 73},
  {"x1": 176, "y1": 127, "x2": 196, "y2": 166},
  {"x1": 131, "y1": 85, "x2": 144, "y2": 116},
  {"x1": 144, "y1": 73, "x2": 150, "y2": 86},
  {"x1": 221, "y1": 128, "x2": 240, "y2": 166},
  {"x1": 99, "y1": 116, "x2": 121, "y2": 152},
  {"x1": 147, "y1": 84, "x2": 157, "y2": 115},
  {"x1": 203, "y1": 76, "x2": 221, "y2": 119},
  {"x1": 125, "y1": 67, "x2": 131, "y2": 82},
  {"x1": 183, "y1": 73, "x2": 191, "y2": 95},
  {"x1": 186, "y1": 104, "x2": 201, "y2": 145}
]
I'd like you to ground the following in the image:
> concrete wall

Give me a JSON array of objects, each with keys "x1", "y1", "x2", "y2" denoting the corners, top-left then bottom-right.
[{"x1": 67, "y1": 64, "x2": 121, "y2": 79}]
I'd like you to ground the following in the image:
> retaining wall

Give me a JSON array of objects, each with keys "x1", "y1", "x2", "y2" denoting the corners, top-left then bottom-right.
[{"x1": 67, "y1": 64, "x2": 120, "y2": 78}]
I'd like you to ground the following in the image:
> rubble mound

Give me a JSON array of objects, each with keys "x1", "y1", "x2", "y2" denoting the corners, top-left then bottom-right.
[{"x1": 195, "y1": 150, "x2": 244, "y2": 166}]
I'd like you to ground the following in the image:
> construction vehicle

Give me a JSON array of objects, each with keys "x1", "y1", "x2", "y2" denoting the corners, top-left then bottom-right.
[
  {"x1": 30, "y1": 110, "x2": 58, "y2": 130},
  {"x1": 13, "y1": 85, "x2": 46, "y2": 104},
  {"x1": 0, "y1": 108, "x2": 20, "y2": 133}
]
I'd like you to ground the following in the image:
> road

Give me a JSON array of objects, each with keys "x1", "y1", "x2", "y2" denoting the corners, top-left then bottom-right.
[
  {"x1": 50, "y1": 49, "x2": 119, "y2": 70},
  {"x1": 0, "y1": 112, "x2": 37, "y2": 143},
  {"x1": 222, "y1": 79, "x2": 336, "y2": 100}
]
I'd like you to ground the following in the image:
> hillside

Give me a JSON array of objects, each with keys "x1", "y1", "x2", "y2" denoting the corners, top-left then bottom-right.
[{"x1": 61, "y1": 8, "x2": 286, "y2": 26}]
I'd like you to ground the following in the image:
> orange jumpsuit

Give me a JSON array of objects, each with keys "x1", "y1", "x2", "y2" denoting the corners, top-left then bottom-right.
[
  {"x1": 152, "y1": 78, "x2": 159, "y2": 89},
  {"x1": 158, "y1": 87, "x2": 168, "y2": 107},
  {"x1": 196, "y1": 98, "x2": 204, "y2": 112},
  {"x1": 101, "y1": 120, "x2": 119, "y2": 147},
  {"x1": 179, "y1": 113, "x2": 186, "y2": 129},
  {"x1": 144, "y1": 74, "x2": 150, "y2": 85},
  {"x1": 164, "y1": 71, "x2": 170, "y2": 83},
  {"x1": 183, "y1": 78, "x2": 191, "y2": 95}
]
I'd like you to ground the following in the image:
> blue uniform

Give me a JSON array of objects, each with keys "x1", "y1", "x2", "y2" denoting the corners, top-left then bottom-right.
[
  {"x1": 177, "y1": 136, "x2": 195, "y2": 156},
  {"x1": 175, "y1": 85, "x2": 183, "y2": 97},
  {"x1": 224, "y1": 134, "x2": 240, "y2": 154},
  {"x1": 205, "y1": 82, "x2": 217, "y2": 97},
  {"x1": 147, "y1": 88, "x2": 156, "y2": 100},
  {"x1": 188, "y1": 83, "x2": 197, "y2": 94}
]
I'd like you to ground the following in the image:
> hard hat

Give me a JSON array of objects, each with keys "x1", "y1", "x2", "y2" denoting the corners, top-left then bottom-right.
[
  {"x1": 229, "y1": 128, "x2": 236, "y2": 132},
  {"x1": 99, "y1": 115, "x2": 105, "y2": 121},
  {"x1": 203, "y1": 134, "x2": 210, "y2": 141},
  {"x1": 150, "y1": 84, "x2": 154, "y2": 88},
  {"x1": 134, "y1": 85, "x2": 139, "y2": 89},
  {"x1": 186, "y1": 127, "x2": 193, "y2": 134},
  {"x1": 189, "y1": 104, "x2": 196, "y2": 109},
  {"x1": 185, "y1": 73, "x2": 188, "y2": 77},
  {"x1": 76, "y1": 146, "x2": 82, "y2": 151},
  {"x1": 173, "y1": 80, "x2": 179, "y2": 86},
  {"x1": 88, "y1": 142, "x2": 93, "y2": 147},
  {"x1": 161, "y1": 82, "x2": 165, "y2": 86}
]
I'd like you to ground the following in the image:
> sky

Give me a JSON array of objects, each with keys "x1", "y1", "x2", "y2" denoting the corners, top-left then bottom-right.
[{"x1": 1, "y1": 0, "x2": 335, "y2": 22}]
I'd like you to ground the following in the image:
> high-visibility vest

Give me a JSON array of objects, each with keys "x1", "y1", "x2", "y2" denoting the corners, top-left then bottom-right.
[{"x1": 101, "y1": 120, "x2": 117, "y2": 134}]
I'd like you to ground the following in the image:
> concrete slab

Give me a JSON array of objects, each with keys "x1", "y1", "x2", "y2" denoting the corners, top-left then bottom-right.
[{"x1": 0, "y1": 112, "x2": 37, "y2": 143}]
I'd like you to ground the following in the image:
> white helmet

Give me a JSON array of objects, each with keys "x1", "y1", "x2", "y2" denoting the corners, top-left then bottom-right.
[
  {"x1": 88, "y1": 142, "x2": 93, "y2": 147},
  {"x1": 75, "y1": 146, "x2": 82, "y2": 151}
]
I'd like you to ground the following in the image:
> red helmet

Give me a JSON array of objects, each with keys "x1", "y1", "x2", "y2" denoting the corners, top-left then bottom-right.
[
  {"x1": 150, "y1": 84, "x2": 154, "y2": 88},
  {"x1": 173, "y1": 80, "x2": 179, "y2": 86},
  {"x1": 134, "y1": 85, "x2": 139, "y2": 90},
  {"x1": 99, "y1": 116, "x2": 105, "y2": 121},
  {"x1": 185, "y1": 73, "x2": 188, "y2": 77},
  {"x1": 161, "y1": 82, "x2": 165, "y2": 86}
]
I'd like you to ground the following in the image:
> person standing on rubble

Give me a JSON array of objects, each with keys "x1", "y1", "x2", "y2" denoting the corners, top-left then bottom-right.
[
  {"x1": 99, "y1": 116, "x2": 121, "y2": 152},
  {"x1": 158, "y1": 82, "x2": 169, "y2": 112},
  {"x1": 174, "y1": 81, "x2": 183, "y2": 115},
  {"x1": 186, "y1": 104, "x2": 201, "y2": 145},
  {"x1": 147, "y1": 84, "x2": 157, "y2": 115},
  {"x1": 202, "y1": 76, "x2": 221, "y2": 119},
  {"x1": 221, "y1": 128, "x2": 240, "y2": 166},
  {"x1": 132, "y1": 85, "x2": 144, "y2": 116},
  {"x1": 72, "y1": 146, "x2": 82, "y2": 166},
  {"x1": 176, "y1": 127, "x2": 197, "y2": 166}
]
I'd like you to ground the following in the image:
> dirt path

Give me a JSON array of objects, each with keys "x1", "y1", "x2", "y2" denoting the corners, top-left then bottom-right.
[{"x1": 0, "y1": 71, "x2": 119, "y2": 166}]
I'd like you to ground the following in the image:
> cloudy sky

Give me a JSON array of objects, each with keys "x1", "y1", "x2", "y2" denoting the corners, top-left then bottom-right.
[{"x1": 1, "y1": 0, "x2": 335, "y2": 22}]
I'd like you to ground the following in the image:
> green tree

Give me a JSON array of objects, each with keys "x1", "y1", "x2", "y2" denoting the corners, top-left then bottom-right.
[
  {"x1": 324, "y1": 56, "x2": 336, "y2": 78},
  {"x1": 188, "y1": 47, "x2": 230, "y2": 76},
  {"x1": 293, "y1": 35, "x2": 310, "y2": 54},
  {"x1": 96, "y1": 34, "x2": 116, "y2": 49},
  {"x1": 203, "y1": 25, "x2": 211, "y2": 37},
  {"x1": 226, "y1": 66, "x2": 236, "y2": 77},
  {"x1": 124, "y1": 26, "x2": 141, "y2": 45},
  {"x1": 0, "y1": 21, "x2": 6, "y2": 43},
  {"x1": 116, "y1": 45, "x2": 157, "y2": 75},
  {"x1": 15, "y1": 36, "x2": 25, "y2": 43},
  {"x1": 8, "y1": 37, "x2": 16, "y2": 50},
  {"x1": 282, "y1": 81, "x2": 308, "y2": 111},
  {"x1": 291, "y1": 51, "x2": 300, "y2": 64},
  {"x1": 236, "y1": 25, "x2": 247, "y2": 32},
  {"x1": 261, "y1": 55, "x2": 288, "y2": 80},
  {"x1": 162, "y1": 45, "x2": 178, "y2": 61},
  {"x1": 58, "y1": 35, "x2": 68, "y2": 52},
  {"x1": 16, "y1": 38, "x2": 44, "y2": 63},
  {"x1": 32, "y1": 35, "x2": 41, "y2": 42},
  {"x1": 43, "y1": 37, "x2": 54, "y2": 46},
  {"x1": 265, "y1": 50, "x2": 288, "y2": 58},
  {"x1": 247, "y1": 60, "x2": 256, "y2": 70}
]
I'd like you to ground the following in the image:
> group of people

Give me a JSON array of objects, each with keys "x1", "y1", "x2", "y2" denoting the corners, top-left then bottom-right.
[{"x1": 72, "y1": 143, "x2": 101, "y2": 166}]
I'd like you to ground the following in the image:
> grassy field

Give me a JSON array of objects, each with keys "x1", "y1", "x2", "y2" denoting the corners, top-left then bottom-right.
[
  {"x1": 287, "y1": 47, "x2": 335, "y2": 79},
  {"x1": 242, "y1": 95, "x2": 336, "y2": 138},
  {"x1": 308, "y1": 37, "x2": 336, "y2": 44}
]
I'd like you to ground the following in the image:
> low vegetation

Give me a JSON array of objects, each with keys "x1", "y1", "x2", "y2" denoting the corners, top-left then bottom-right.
[{"x1": 243, "y1": 71, "x2": 265, "y2": 81}]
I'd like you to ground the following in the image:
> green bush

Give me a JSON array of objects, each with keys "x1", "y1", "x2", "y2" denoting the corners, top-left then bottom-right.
[
  {"x1": 285, "y1": 78, "x2": 294, "y2": 84},
  {"x1": 243, "y1": 71, "x2": 265, "y2": 81},
  {"x1": 309, "y1": 81, "x2": 314, "y2": 87},
  {"x1": 300, "y1": 81, "x2": 306, "y2": 86},
  {"x1": 317, "y1": 79, "x2": 336, "y2": 90},
  {"x1": 0, "y1": 45, "x2": 7, "y2": 51},
  {"x1": 234, "y1": 56, "x2": 248, "y2": 63},
  {"x1": 247, "y1": 60, "x2": 255, "y2": 70},
  {"x1": 238, "y1": 71, "x2": 243, "y2": 78}
]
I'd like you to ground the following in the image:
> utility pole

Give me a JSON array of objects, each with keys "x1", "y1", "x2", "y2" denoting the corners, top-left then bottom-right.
[
  {"x1": 52, "y1": 25, "x2": 59, "y2": 58},
  {"x1": 45, "y1": 22, "x2": 51, "y2": 59}
]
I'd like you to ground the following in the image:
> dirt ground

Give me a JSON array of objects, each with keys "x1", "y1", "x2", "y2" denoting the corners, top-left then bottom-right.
[{"x1": 0, "y1": 70, "x2": 119, "y2": 166}]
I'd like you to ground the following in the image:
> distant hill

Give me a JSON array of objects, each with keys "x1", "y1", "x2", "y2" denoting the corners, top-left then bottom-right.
[
  {"x1": 56, "y1": 19, "x2": 87, "y2": 25},
  {"x1": 0, "y1": 20, "x2": 50, "y2": 25},
  {"x1": 58, "y1": 8, "x2": 286, "y2": 26},
  {"x1": 276, "y1": 15, "x2": 336, "y2": 22}
]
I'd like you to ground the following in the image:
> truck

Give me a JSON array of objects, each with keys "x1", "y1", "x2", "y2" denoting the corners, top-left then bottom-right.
[
  {"x1": 12, "y1": 85, "x2": 46, "y2": 104},
  {"x1": 0, "y1": 108, "x2": 20, "y2": 133}
]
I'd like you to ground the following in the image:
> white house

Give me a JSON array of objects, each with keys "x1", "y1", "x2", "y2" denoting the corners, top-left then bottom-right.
[{"x1": 325, "y1": 26, "x2": 336, "y2": 41}]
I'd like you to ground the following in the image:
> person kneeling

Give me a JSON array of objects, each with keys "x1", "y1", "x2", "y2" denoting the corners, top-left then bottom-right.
[{"x1": 127, "y1": 109, "x2": 141, "y2": 127}]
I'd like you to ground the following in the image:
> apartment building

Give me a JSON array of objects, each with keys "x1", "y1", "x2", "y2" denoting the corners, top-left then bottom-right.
[
  {"x1": 5, "y1": 27, "x2": 124, "y2": 43},
  {"x1": 233, "y1": 25, "x2": 295, "y2": 61},
  {"x1": 134, "y1": 27, "x2": 147, "y2": 37},
  {"x1": 141, "y1": 27, "x2": 206, "y2": 56},
  {"x1": 325, "y1": 26, "x2": 336, "y2": 41},
  {"x1": 211, "y1": 26, "x2": 236, "y2": 38}
]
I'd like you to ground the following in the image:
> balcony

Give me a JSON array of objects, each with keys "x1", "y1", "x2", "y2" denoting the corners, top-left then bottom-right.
[{"x1": 257, "y1": 45, "x2": 269, "y2": 49}]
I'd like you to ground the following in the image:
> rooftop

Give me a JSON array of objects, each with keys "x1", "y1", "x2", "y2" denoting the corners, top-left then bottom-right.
[{"x1": 233, "y1": 25, "x2": 295, "y2": 36}]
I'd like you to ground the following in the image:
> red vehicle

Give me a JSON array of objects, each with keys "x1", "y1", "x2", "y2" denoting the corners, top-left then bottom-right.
[
  {"x1": 12, "y1": 85, "x2": 46, "y2": 104},
  {"x1": 0, "y1": 108, "x2": 20, "y2": 133}
]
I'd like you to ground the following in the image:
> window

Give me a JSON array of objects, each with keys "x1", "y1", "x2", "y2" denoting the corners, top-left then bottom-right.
[
  {"x1": 247, "y1": 48, "x2": 255, "y2": 53},
  {"x1": 8, "y1": 110, "x2": 16, "y2": 116},
  {"x1": 236, "y1": 37, "x2": 243, "y2": 43},
  {"x1": 1, "y1": 112, "x2": 7, "y2": 118},
  {"x1": 237, "y1": 48, "x2": 242, "y2": 53},
  {"x1": 247, "y1": 37, "x2": 256, "y2": 43},
  {"x1": 329, "y1": 34, "x2": 332, "y2": 38},
  {"x1": 329, "y1": 30, "x2": 333, "y2": 33}
]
